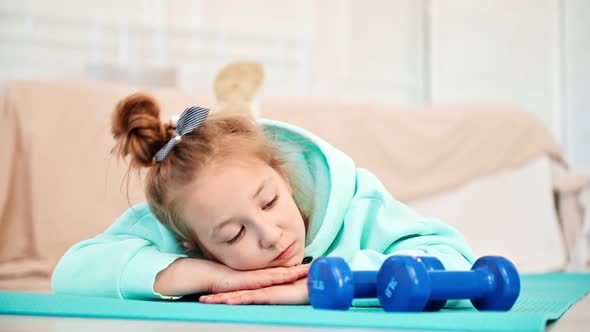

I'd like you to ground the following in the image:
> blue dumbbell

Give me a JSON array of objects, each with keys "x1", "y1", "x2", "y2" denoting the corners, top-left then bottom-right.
[
  {"x1": 376, "y1": 255, "x2": 520, "y2": 312},
  {"x1": 420, "y1": 257, "x2": 447, "y2": 312},
  {"x1": 307, "y1": 256, "x2": 445, "y2": 310}
]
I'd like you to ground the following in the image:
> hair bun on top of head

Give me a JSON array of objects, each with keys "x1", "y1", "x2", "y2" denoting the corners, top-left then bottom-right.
[{"x1": 111, "y1": 93, "x2": 169, "y2": 168}]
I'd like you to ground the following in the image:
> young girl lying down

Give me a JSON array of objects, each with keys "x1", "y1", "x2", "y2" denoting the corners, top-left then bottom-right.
[{"x1": 52, "y1": 93, "x2": 475, "y2": 305}]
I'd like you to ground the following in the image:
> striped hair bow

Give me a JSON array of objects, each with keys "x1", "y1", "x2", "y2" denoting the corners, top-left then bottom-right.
[{"x1": 154, "y1": 106, "x2": 210, "y2": 162}]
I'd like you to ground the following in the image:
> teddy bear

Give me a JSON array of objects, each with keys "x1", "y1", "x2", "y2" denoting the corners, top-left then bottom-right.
[{"x1": 213, "y1": 61, "x2": 265, "y2": 118}]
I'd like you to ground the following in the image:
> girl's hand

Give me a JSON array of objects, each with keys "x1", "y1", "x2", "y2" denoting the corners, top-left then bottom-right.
[
  {"x1": 209, "y1": 264, "x2": 309, "y2": 294},
  {"x1": 201, "y1": 277, "x2": 309, "y2": 305}
]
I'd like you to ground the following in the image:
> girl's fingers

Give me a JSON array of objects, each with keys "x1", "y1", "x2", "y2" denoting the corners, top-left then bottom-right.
[
  {"x1": 200, "y1": 290, "x2": 247, "y2": 303},
  {"x1": 238, "y1": 265, "x2": 309, "y2": 290},
  {"x1": 200, "y1": 279, "x2": 308, "y2": 305},
  {"x1": 295, "y1": 264, "x2": 310, "y2": 277},
  {"x1": 267, "y1": 265, "x2": 309, "y2": 283},
  {"x1": 226, "y1": 291, "x2": 270, "y2": 305},
  {"x1": 200, "y1": 289, "x2": 270, "y2": 305},
  {"x1": 210, "y1": 264, "x2": 310, "y2": 293}
]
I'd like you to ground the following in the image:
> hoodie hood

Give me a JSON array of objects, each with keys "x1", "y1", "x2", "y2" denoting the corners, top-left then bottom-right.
[{"x1": 258, "y1": 119, "x2": 357, "y2": 258}]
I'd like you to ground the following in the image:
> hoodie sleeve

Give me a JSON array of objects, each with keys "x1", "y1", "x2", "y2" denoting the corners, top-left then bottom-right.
[
  {"x1": 343, "y1": 169, "x2": 476, "y2": 272},
  {"x1": 51, "y1": 205, "x2": 187, "y2": 300}
]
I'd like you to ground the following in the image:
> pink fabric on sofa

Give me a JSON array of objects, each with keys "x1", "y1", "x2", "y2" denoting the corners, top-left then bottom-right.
[
  {"x1": 0, "y1": 80, "x2": 215, "y2": 288},
  {"x1": 261, "y1": 97, "x2": 563, "y2": 201}
]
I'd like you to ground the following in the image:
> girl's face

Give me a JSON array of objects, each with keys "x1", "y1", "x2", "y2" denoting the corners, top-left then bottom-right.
[{"x1": 181, "y1": 156, "x2": 306, "y2": 270}]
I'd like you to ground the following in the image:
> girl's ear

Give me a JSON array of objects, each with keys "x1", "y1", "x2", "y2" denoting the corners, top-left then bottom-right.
[{"x1": 182, "y1": 241, "x2": 194, "y2": 250}]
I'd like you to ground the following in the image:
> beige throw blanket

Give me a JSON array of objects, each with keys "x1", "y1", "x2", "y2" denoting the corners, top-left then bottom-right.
[{"x1": 262, "y1": 99, "x2": 564, "y2": 201}]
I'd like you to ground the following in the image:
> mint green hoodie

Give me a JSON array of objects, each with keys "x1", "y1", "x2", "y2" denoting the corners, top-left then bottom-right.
[{"x1": 52, "y1": 119, "x2": 475, "y2": 302}]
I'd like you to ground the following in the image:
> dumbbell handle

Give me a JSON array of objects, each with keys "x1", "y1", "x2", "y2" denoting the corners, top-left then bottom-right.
[
  {"x1": 352, "y1": 271, "x2": 377, "y2": 298},
  {"x1": 352, "y1": 255, "x2": 443, "y2": 299},
  {"x1": 428, "y1": 270, "x2": 490, "y2": 300}
]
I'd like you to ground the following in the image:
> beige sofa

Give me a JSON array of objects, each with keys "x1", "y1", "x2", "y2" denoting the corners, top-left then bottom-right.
[{"x1": 0, "y1": 79, "x2": 585, "y2": 294}]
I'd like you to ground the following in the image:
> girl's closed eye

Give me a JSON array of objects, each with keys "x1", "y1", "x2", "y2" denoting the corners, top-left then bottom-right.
[
  {"x1": 227, "y1": 226, "x2": 245, "y2": 245},
  {"x1": 263, "y1": 195, "x2": 279, "y2": 210},
  {"x1": 225, "y1": 195, "x2": 279, "y2": 245},
  {"x1": 225, "y1": 195, "x2": 279, "y2": 244}
]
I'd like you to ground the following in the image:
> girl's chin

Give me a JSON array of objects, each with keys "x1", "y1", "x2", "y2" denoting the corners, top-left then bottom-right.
[{"x1": 279, "y1": 252, "x2": 306, "y2": 267}]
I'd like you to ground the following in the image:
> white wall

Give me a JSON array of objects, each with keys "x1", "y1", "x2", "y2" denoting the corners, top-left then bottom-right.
[
  {"x1": 563, "y1": 0, "x2": 590, "y2": 168},
  {"x1": 0, "y1": 0, "x2": 588, "y2": 167}
]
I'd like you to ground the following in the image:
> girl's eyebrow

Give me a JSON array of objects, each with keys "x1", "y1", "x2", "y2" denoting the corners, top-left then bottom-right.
[
  {"x1": 252, "y1": 177, "x2": 271, "y2": 199},
  {"x1": 213, "y1": 217, "x2": 236, "y2": 234},
  {"x1": 213, "y1": 177, "x2": 272, "y2": 234}
]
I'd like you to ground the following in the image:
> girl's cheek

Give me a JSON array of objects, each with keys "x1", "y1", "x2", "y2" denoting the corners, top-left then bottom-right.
[{"x1": 227, "y1": 246, "x2": 251, "y2": 262}]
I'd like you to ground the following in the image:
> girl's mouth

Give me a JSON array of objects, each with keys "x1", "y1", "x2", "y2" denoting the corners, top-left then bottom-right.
[{"x1": 273, "y1": 242, "x2": 295, "y2": 262}]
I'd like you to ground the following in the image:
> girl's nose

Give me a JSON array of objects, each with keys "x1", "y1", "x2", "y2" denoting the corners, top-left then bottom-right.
[{"x1": 258, "y1": 223, "x2": 282, "y2": 249}]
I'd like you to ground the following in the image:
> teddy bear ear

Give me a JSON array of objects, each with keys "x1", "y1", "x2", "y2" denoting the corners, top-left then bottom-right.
[
  {"x1": 214, "y1": 61, "x2": 265, "y2": 104},
  {"x1": 217, "y1": 100, "x2": 258, "y2": 119}
]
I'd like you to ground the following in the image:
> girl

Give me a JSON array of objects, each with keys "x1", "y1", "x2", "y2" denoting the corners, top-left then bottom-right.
[{"x1": 51, "y1": 93, "x2": 475, "y2": 305}]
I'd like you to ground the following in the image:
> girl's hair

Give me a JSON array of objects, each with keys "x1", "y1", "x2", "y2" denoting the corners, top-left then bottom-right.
[{"x1": 111, "y1": 93, "x2": 288, "y2": 253}]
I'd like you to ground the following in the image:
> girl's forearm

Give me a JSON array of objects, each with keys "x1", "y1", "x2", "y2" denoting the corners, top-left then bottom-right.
[{"x1": 154, "y1": 257, "x2": 227, "y2": 296}]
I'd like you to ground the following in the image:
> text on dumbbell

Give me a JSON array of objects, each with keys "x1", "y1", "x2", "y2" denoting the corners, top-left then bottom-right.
[
  {"x1": 385, "y1": 277, "x2": 398, "y2": 298},
  {"x1": 312, "y1": 280, "x2": 325, "y2": 291}
]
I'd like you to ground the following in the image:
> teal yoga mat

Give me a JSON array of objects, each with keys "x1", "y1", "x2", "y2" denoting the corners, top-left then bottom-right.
[{"x1": 1, "y1": 273, "x2": 589, "y2": 332}]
